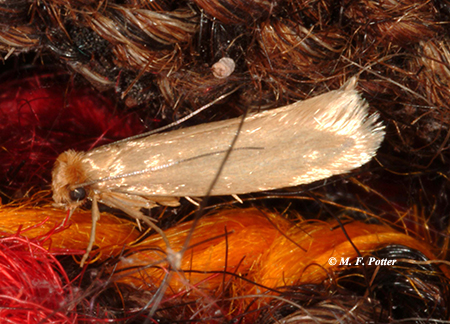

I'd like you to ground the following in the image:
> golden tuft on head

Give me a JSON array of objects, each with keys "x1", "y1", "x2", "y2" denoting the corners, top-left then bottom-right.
[{"x1": 52, "y1": 150, "x2": 90, "y2": 208}]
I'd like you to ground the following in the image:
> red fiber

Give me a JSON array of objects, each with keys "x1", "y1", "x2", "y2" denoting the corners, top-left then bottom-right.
[
  {"x1": 0, "y1": 67, "x2": 145, "y2": 194},
  {"x1": 0, "y1": 235, "x2": 76, "y2": 323}
]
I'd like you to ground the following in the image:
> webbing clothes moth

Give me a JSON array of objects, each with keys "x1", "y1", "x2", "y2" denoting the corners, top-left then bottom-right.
[{"x1": 52, "y1": 78, "x2": 385, "y2": 266}]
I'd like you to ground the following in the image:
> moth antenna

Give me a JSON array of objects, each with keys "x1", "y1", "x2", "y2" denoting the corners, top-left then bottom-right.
[{"x1": 111, "y1": 87, "x2": 240, "y2": 145}]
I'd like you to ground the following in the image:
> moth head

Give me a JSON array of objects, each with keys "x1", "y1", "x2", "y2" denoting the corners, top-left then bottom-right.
[{"x1": 52, "y1": 150, "x2": 91, "y2": 209}]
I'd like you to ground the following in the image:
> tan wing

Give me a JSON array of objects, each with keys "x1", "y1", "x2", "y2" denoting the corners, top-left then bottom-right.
[{"x1": 82, "y1": 80, "x2": 385, "y2": 197}]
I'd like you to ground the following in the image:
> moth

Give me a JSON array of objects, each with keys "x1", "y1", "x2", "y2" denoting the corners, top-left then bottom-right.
[{"x1": 52, "y1": 78, "x2": 385, "y2": 266}]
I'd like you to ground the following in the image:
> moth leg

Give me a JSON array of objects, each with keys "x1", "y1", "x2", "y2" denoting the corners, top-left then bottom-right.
[
  {"x1": 232, "y1": 194, "x2": 243, "y2": 204},
  {"x1": 80, "y1": 195, "x2": 100, "y2": 267},
  {"x1": 62, "y1": 208, "x2": 76, "y2": 227},
  {"x1": 135, "y1": 219, "x2": 142, "y2": 231},
  {"x1": 124, "y1": 208, "x2": 182, "y2": 269},
  {"x1": 100, "y1": 193, "x2": 180, "y2": 269},
  {"x1": 184, "y1": 196, "x2": 200, "y2": 206},
  {"x1": 98, "y1": 192, "x2": 183, "y2": 271}
]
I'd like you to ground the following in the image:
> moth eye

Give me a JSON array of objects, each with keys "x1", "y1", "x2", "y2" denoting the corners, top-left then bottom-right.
[{"x1": 69, "y1": 187, "x2": 86, "y2": 202}]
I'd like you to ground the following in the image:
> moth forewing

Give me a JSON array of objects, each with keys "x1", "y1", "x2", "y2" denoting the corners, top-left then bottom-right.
[
  {"x1": 52, "y1": 77, "x2": 385, "y2": 266},
  {"x1": 80, "y1": 79, "x2": 383, "y2": 197}
]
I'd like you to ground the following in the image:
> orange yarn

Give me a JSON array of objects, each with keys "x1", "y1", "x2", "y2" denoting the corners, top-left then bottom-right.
[
  {"x1": 0, "y1": 205, "x2": 139, "y2": 261},
  {"x1": 256, "y1": 220, "x2": 438, "y2": 290},
  {"x1": 1, "y1": 204, "x2": 445, "y2": 306},
  {"x1": 112, "y1": 208, "x2": 443, "y2": 307},
  {"x1": 114, "y1": 208, "x2": 291, "y2": 295}
]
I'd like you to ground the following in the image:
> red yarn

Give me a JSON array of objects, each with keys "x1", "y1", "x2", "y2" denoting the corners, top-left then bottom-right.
[
  {"x1": 0, "y1": 234, "x2": 76, "y2": 323},
  {"x1": 0, "y1": 67, "x2": 145, "y2": 195}
]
